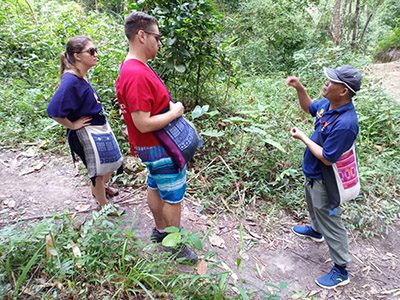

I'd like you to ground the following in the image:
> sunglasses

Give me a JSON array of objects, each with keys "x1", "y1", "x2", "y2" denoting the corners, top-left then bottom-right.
[
  {"x1": 143, "y1": 31, "x2": 162, "y2": 43},
  {"x1": 81, "y1": 47, "x2": 98, "y2": 56}
]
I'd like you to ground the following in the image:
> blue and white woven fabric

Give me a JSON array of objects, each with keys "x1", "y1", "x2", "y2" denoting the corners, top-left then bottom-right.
[{"x1": 135, "y1": 145, "x2": 186, "y2": 203}]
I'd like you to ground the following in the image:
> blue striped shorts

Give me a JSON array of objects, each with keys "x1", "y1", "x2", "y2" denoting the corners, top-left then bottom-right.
[{"x1": 135, "y1": 145, "x2": 186, "y2": 203}]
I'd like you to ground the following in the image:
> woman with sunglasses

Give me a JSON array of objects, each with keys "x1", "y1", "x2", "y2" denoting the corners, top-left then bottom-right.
[{"x1": 47, "y1": 36, "x2": 123, "y2": 215}]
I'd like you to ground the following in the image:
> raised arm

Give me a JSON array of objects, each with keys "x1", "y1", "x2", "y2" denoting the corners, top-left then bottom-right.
[{"x1": 286, "y1": 76, "x2": 313, "y2": 114}]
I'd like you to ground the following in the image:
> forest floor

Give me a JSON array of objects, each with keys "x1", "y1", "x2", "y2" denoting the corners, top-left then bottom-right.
[{"x1": 1, "y1": 60, "x2": 400, "y2": 300}]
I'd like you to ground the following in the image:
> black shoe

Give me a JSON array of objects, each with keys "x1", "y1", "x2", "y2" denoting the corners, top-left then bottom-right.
[
  {"x1": 175, "y1": 244, "x2": 198, "y2": 265},
  {"x1": 164, "y1": 244, "x2": 198, "y2": 265},
  {"x1": 150, "y1": 227, "x2": 168, "y2": 243}
]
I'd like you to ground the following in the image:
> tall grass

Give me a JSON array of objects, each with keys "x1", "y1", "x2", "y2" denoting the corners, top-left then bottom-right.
[{"x1": 0, "y1": 208, "x2": 252, "y2": 299}]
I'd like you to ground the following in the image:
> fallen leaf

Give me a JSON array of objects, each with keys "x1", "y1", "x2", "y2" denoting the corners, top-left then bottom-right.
[
  {"x1": 70, "y1": 240, "x2": 82, "y2": 267},
  {"x1": 196, "y1": 259, "x2": 208, "y2": 275},
  {"x1": 209, "y1": 234, "x2": 226, "y2": 249},
  {"x1": 6, "y1": 200, "x2": 16, "y2": 209},
  {"x1": 0, "y1": 159, "x2": 10, "y2": 167},
  {"x1": 16, "y1": 147, "x2": 37, "y2": 159},
  {"x1": 18, "y1": 162, "x2": 45, "y2": 176},
  {"x1": 75, "y1": 204, "x2": 91, "y2": 212},
  {"x1": 70, "y1": 240, "x2": 82, "y2": 258},
  {"x1": 46, "y1": 235, "x2": 54, "y2": 259},
  {"x1": 220, "y1": 262, "x2": 238, "y2": 283},
  {"x1": 308, "y1": 290, "x2": 321, "y2": 297}
]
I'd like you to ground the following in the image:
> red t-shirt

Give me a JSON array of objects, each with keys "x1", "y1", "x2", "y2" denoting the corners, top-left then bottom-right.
[{"x1": 116, "y1": 59, "x2": 170, "y2": 153}]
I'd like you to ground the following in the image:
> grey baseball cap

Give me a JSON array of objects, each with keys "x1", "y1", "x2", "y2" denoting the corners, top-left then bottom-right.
[{"x1": 323, "y1": 65, "x2": 362, "y2": 94}]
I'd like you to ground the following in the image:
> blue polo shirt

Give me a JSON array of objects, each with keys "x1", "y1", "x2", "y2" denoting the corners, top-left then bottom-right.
[{"x1": 302, "y1": 98, "x2": 359, "y2": 179}]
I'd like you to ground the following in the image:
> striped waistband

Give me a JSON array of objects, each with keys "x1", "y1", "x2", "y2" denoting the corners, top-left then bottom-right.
[{"x1": 134, "y1": 145, "x2": 169, "y2": 162}]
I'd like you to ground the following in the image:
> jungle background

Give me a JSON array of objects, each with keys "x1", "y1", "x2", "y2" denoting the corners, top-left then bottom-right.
[{"x1": 0, "y1": 0, "x2": 399, "y2": 299}]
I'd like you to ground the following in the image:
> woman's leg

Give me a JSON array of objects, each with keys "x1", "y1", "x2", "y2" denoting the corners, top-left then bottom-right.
[
  {"x1": 103, "y1": 171, "x2": 119, "y2": 196},
  {"x1": 91, "y1": 175, "x2": 108, "y2": 207}
]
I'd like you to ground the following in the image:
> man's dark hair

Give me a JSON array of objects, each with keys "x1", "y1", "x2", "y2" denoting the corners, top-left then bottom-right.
[{"x1": 125, "y1": 11, "x2": 158, "y2": 41}]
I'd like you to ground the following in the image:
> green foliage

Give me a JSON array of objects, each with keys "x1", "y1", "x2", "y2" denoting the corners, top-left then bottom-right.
[
  {"x1": 0, "y1": 0, "x2": 127, "y2": 149},
  {"x1": 75, "y1": 0, "x2": 126, "y2": 13},
  {"x1": 190, "y1": 54, "x2": 400, "y2": 235},
  {"x1": 292, "y1": 45, "x2": 370, "y2": 96},
  {"x1": 126, "y1": 0, "x2": 233, "y2": 108},
  {"x1": 224, "y1": 0, "x2": 313, "y2": 74},
  {"x1": 376, "y1": 27, "x2": 400, "y2": 53},
  {"x1": 0, "y1": 210, "x2": 249, "y2": 299}
]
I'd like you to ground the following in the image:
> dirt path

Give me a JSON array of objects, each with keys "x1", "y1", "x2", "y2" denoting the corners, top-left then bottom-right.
[
  {"x1": 364, "y1": 59, "x2": 400, "y2": 104},
  {"x1": 1, "y1": 61, "x2": 400, "y2": 299}
]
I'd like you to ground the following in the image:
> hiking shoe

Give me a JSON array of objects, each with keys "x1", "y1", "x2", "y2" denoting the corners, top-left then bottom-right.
[
  {"x1": 315, "y1": 266, "x2": 350, "y2": 289},
  {"x1": 292, "y1": 225, "x2": 324, "y2": 242},
  {"x1": 164, "y1": 244, "x2": 198, "y2": 265},
  {"x1": 150, "y1": 228, "x2": 168, "y2": 243},
  {"x1": 174, "y1": 244, "x2": 198, "y2": 265}
]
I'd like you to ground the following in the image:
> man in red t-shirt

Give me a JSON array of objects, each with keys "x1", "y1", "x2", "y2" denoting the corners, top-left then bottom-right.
[{"x1": 116, "y1": 11, "x2": 197, "y2": 264}]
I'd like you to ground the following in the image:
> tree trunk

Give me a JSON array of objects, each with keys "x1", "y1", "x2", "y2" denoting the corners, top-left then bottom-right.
[
  {"x1": 360, "y1": 0, "x2": 383, "y2": 41},
  {"x1": 23, "y1": 0, "x2": 37, "y2": 25},
  {"x1": 332, "y1": 0, "x2": 342, "y2": 46},
  {"x1": 346, "y1": 0, "x2": 353, "y2": 42},
  {"x1": 351, "y1": 0, "x2": 361, "y2": 46},
  {"x1": 342, "y1": 0, "x2": 348, "y2": 16}
]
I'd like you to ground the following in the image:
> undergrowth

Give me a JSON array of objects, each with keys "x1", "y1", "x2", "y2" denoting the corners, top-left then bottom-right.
[{"x1": 0, "y1": 207, "x2": 265, "y2": 299}]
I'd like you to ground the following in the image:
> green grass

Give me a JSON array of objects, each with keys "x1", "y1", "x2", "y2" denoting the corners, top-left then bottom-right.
[{"x1": 0, "y1": 208, "x2": 254, "y2": 299}]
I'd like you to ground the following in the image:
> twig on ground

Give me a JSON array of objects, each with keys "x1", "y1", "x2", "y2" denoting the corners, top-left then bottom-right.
[{"x1": 370, "y1": 261, "x2": 383, "y2": 274}]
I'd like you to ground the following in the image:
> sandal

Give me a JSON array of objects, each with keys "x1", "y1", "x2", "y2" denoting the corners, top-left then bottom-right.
[{"x1": 105, "y1": 185, "x2": 119, "y2": 197}]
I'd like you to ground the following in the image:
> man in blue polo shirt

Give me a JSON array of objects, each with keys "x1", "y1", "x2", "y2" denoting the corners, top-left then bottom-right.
[{"x1": 286, "y1": 65, "x2": 362, "y2": 289}]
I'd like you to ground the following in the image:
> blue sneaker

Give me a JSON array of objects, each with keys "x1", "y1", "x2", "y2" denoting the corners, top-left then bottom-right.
[
  {"x1": 292, "y1": 225, "x2": 324, "y2": 242},
  {"x1": 316, "y1": 266, "x2": 350, "y2": 289}
]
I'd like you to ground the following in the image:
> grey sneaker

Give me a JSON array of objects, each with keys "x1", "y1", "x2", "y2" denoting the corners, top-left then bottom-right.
[
  {"x1": 150, "y1": 228, "x2": 168, "y2": 243},
  {"x1": 164, "y1": 244, "x2": 198, "y2": 265}
]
